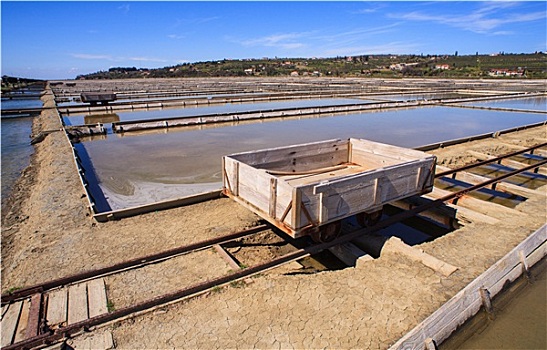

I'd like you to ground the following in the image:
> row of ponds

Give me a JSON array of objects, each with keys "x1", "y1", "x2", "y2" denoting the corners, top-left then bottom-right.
[{"x1": 63, "y1": 96, "x2": 546, "y2": 212}]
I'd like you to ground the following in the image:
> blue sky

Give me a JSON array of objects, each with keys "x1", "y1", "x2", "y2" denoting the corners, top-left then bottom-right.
[{"x1": 2, "y1": 1, "x2": 546, "y2": 79}]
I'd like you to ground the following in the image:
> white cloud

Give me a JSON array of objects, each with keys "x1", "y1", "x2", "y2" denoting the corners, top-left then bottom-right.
[
  {"x1": 168, "y1": 34, "x2": 185, "y2": 40},
  {"x1": 71, "y1": 53, "x2": 114, "y2": 60},
  {"x1": 322, "y1": 41, "x2": 421, "y2": 57},
  {"x1": 72, "y1": 53, "x2": 169, "y2": 64},
  {"x1": 239, "y1": 32, "x2": 309, "y2": 50},
  {"x1": 128, "y1": 56, "x2": 169, "y2": 63},
  {"x1": 389, "y1": 2, "x2": 546, "y2": 34},
  {"x1": 118, "y1": 4, "x2": 130, "y2": 14}
]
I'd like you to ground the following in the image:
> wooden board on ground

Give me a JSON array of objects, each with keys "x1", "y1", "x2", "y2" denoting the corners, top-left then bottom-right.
[
  {"x1": 13, "y1": 299, "x2": 31, "y2": 343},
  {"x1": 68, "y1": 282, "x2": 88, "y2": 325},
  {"x1": 87, "y1": 279, "x2": 108, "y2": 318},
  {"x1": 1, "y1": 300, "x2": 23, "y2": 347},
  {"x1": 46, "y1": 288, "x2": 68, "y2": 328}
]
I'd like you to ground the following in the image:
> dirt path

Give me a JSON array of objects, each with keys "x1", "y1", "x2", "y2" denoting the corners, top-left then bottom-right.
[{"x1": 1, "y1": 88, "x2": 545, "y2": 349}]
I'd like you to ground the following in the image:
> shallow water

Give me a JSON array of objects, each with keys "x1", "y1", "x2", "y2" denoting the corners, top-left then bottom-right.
[
  {"x1": 1, "y1": 117, "x2": 34, "y2": 205},
  {"x1": 442, "y1": 260, "x2": 546, "y2": 350},
  {"x1": 62, "y1": 98, "x2": 376, "y2": 126},
  {"x1": 1, "y1": 98, "x2": 43, "y2": 110},
  {"x1": 462, "y1": 96, "x2": 547, "y2": 112},
  {"x1": 77, "y1": 105, "x2": 546, "y2": 210}
]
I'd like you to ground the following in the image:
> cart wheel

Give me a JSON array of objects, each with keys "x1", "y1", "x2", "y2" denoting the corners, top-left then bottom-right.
[
  {"x1": 356, "y1": 208, "x2": 383, "y2": 228},
  {"x1": 311, "y1": 221, "x2": 342, "y2": 243}
]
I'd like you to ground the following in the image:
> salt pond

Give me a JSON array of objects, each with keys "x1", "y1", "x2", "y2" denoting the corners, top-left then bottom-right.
[
  {"x1": 77, "y1": 105, "x2": 546, "y2": 211},
  {"x1": 63, "y1": 98, "x2": 375, "y2": 126},
  {"x1": 462, "y1": 96, "x2": 546, "y2": 111}
]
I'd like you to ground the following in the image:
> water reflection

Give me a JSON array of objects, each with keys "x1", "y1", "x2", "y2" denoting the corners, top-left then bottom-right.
[
  {"x1": 62, "y1": 98, "x2": 376, "y2": 126},
  {"x1": 461, "y1": 96, "x2": 547, "y2": 112},
  {"x1": 78, "y1": 106, "x2": 546, "y2": 211}
]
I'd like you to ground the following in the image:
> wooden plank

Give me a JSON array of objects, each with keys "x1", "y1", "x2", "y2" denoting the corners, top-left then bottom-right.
[
  {"x1": 351, "y1": 137, "x2": 434, "y2": 160},
  {"x1": 237, "y1": 162, "x2": 273, "y2": 214},
  {"x1": 1, "y1": 301, "x2": 22, "y2": 347},
  {"x1": 429, "y1": 187, "x2": 525, "y2": 218},
  {"x1": 384, "y1": 237, "x2": 459, "y2": 277},
  {"x1": 328, "y1": 243, "x2": 368, "y2": 267},
  {"x1": 213, "y1": 245, "x2": 241, "y2": 271},
  {"x1": 87, "y1": 279, "x2": 108, "y2": 318},
  {"x1": 229, "y1": 139, "x2": 349, "y2": 171},
  {"x1": 467, "y1": 150, "x2": 547, "y2": 175},
  {"x1": 14, "y1": 298, "x2": 31, "y2": 343},
  {"x1": 436, "y1": 165, "x2": 545, "y2": 198},
  {"x1": 25, "y1": 293, "x2": 42, "y2": 339},
  {"x1": 46, "y1": 288, "x2": 68, "y2": 328},
  {"x1": 421, "y1": 194, "x2": 500, "y2": 225},
  {"x1": 389, "y1": 224, "x2": 546, "y2": 350},
  {"x1": 67, "y1": 283, "x2": 88, "y2": 325},
  {"x1": 284, "y1": 165, "x2": 365, "y2": 187},
  {"x1": 269, "y1": 177, "x2": 277, "y2": 219}
]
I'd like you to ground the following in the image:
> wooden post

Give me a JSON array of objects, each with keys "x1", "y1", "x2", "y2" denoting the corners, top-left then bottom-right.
[
  {"x1": 269, "y1": 178, "x2": 277, "y2": 219},
  {"x1": 479, "y1": 287, "x2": 494, "y2": 315}
]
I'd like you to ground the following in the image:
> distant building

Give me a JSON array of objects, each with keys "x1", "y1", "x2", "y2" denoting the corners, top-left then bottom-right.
[
  {"x1": 488, "y1": 69, "x2": 524, "y2": 77},
  {"x1": 435, "y1": 64, "x2": 450, "y2": 70}
]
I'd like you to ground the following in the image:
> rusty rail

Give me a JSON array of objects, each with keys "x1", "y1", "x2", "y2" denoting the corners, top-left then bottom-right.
[
  {"x1": 3, "y1": 157, "x2": 546, "y2": 350},
  {"x1": 1, "y1": 224, "x2": 268, "y2": 305}
]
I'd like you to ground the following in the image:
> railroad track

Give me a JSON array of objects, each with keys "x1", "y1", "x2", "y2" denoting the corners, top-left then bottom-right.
[{"x1": 2, "y1": 142, "x2": 546, "y2": 350}]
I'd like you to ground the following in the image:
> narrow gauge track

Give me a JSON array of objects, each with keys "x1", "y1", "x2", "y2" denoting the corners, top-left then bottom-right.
[{"x1": 2, "y1": 143, "x2": 546, "y2": 350}]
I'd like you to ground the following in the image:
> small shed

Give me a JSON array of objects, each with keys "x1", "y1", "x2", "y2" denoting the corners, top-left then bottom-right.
[{"x1": 80, "y1": 92, "x2": 117, "y2": 105}]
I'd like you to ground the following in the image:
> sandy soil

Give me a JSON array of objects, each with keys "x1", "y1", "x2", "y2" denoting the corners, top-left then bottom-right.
[{"x1": 1, "y1": 87, "x2": 545, "y2": 349}]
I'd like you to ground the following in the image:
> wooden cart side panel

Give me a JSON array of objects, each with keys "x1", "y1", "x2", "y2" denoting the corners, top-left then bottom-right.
[
  {"x1": 258, "y1": 150, "x2": 349, "y2": 174},
  {"x1": 222, "y1": 156, "x2": 239, "y2": 196},
  {"x1": 313, "y1": 159, "x2": 436, "y2": 224},
  {"x1": 350, "y1": 138, "x2": 436, "y2": 170},
  {"x1": 275, "y1": 180, "x2": 294, "y2": 226},
  {"x1": 236, "y1": 162, "x2": 273, "y2": 215},
  {"x1": 350, "y1": 138, "x2": 434, "y2": 162},
  {"x1": 228, "y1": 139, "x2": 349, "y2": 172}
]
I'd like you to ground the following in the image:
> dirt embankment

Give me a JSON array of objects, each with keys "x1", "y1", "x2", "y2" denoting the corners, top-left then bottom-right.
[{"x1": 1, "y1": 88, "x2": 545, "y2": 349}]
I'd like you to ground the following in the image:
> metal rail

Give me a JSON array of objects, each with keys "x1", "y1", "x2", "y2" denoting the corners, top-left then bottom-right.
[
  {"x1": 435, "y1": 142, "x2": 547, "y2": 178},
  {"x1": 0, "y1": 224, "x2": 268, "y2": 305},
  {"x1": 3, "y1": 156, "x2": 546, "y2": 350}
]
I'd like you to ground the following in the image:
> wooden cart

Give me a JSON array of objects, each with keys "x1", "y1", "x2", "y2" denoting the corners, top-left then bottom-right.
[{"x1": 222, "y1": 138, "x2": 436, "y2": 242}]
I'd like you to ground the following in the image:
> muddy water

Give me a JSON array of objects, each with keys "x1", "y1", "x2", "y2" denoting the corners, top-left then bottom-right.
[
  {"x1": 442, "y1": 259, "x2": 546, "y2": 350},
  {"x1": 77, "y1": 105, "x2": 546, "y2": 210}
]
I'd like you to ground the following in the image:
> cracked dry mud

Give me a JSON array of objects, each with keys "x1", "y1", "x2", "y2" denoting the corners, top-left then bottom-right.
[{"x1": 1, "y1": 90, "x2": 545, "y2": 349}]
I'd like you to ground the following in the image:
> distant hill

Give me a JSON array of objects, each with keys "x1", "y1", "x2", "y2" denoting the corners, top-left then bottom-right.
[
  {"x1": 76, "y1": 52, "x2": 547, "y2": 80},
  {"x1": 1, "y1": 76, "x2": 44, "y2": 92}
]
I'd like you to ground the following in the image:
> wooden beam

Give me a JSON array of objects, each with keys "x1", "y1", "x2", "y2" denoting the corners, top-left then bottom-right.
[
  {"x1": 328, "y1": 243, "x2": 369, "y2": 267},
  {"x1": 467, "y1": 150, "x2": 546, "y2": 175},
  {"x1": 389, "y1": 224, "x2": 546, "y2": 350},
  {"x1": 429, "y1": 187, "x2": 525, "y2": 219},
  {"x1": 213, "y1": 245, "x2": 241, "y2": 271},
  {"x1": 383, "y1": 237, "x2": 459, "y2": 277},
  {"x1": 436, "y1": 165, "x2": 545, "y2": 198}
]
